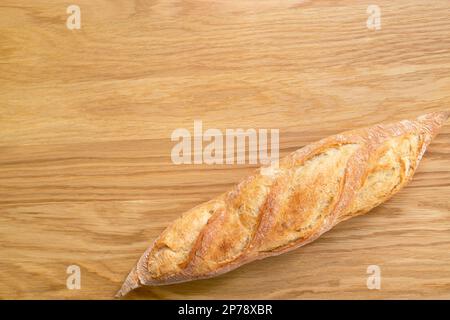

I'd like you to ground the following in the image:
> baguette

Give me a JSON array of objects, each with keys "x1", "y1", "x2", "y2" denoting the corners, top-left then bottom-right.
[{"x1": 117, "y1": 111, "x2": 448, "y2": 297}]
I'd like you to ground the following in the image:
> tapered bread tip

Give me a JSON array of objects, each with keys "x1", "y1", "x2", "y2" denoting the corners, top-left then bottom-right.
[
  {"x1": 417, "y1": 111, "x2": 449, "y2": 128},
  {"x1": 115, "y1": 266, "x2": 142, "y2": 298}
]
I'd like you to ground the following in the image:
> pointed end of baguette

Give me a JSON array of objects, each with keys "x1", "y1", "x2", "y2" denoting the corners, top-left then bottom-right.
[
  {"x1": 416, "y1": 111, "x2": 449, "y2": 138},
  {"x1": 115, "y1": 266, "x2": 142, "y2": 298},
  {"x1": 413, "y1": 111, "x2": 448, "y2": 161},
  {"x1": 417, "y1": 111, "x2": 449, "y2": 128}
]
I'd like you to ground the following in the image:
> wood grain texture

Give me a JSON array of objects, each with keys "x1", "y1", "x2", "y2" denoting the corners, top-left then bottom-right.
[{"x1": 0, "y1": 0, "x2": 449, "y2": 299}]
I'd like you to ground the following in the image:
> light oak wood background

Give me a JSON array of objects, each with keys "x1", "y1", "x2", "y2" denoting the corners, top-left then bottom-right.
[{"x1": 0, "y1": 0, "x2": 449, "y2": 299}]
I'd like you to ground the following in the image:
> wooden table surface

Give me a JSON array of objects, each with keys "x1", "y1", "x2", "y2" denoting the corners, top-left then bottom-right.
[{"x1": 1, "y1": 0, "x2": 449, "y2": 300}]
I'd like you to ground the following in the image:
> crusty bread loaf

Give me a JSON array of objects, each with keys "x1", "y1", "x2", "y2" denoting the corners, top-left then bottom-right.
[{"x1": 117, "y1": 111, "x2": 448, "y2": 297}]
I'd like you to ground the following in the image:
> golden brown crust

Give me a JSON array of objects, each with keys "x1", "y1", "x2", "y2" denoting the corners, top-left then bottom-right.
[{"x1": 117, "y1": 111, "x2": 448, "y2": 297}]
